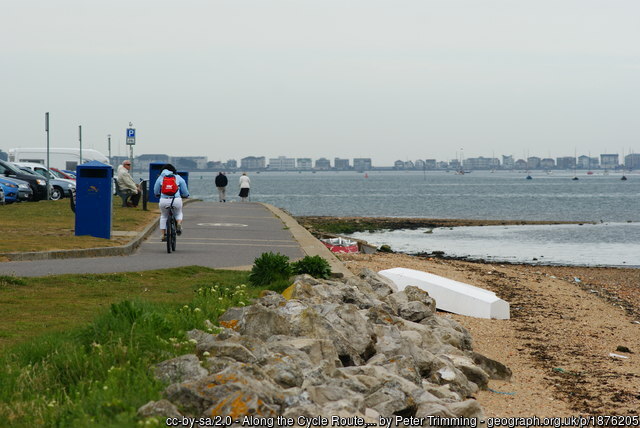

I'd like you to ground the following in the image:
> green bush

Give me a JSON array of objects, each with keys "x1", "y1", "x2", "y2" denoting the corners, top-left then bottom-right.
[
  {"x1": 249, "y1": 252, "x2": 292, "y2": 287},
  {"x1": 291, "y1": 255, "x2": 332, "y2": 279}
]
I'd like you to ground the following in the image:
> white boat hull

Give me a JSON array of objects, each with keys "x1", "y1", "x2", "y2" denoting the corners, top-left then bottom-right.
[{"x1": 379, "y1": 267, "x2": 510, "y2": 319}]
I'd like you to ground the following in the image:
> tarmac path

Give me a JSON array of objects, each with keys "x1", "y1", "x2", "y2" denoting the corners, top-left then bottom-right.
[{"x1": 0, "y1": 202, "x2": 308, "y2": 277}]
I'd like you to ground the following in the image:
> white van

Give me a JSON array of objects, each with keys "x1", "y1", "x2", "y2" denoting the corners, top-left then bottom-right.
[{"x1": 9, "y1": 148, "x2": 109, "y2": 171}]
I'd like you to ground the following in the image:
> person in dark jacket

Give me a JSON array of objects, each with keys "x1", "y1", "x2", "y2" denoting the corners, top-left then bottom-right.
[{"x1": 214, "y1": 172, "x2": 228, "y2": 202}]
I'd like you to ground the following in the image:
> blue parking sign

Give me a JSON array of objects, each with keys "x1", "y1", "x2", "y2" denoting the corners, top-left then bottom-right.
[{"x1": 127, "y1": 128, "x2": 136, "y2": 138}]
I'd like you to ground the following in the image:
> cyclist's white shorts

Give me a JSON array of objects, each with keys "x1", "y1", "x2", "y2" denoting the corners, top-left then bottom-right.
[{"x1": 159, "y1": 197, "x2": 183, "y2": 229}]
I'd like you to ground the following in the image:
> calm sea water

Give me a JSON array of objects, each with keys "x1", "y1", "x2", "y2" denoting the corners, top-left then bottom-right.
[{"x1": 168, "y1": 170, "x2": 640, "y2": 267}]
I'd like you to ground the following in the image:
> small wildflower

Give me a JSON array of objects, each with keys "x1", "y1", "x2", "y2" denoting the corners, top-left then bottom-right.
[
  {"x1": 169, "y1": 337, "x2": 177, "y2": 343},
  {"x1": 194, "y1": 308, "x2": 201, "y2": 313},
  {"x1": 103, "y1": 386, "x2": 108, "y2": 390},
  {"x1": 203, "y1": 351, "x2": 210, "y2": 357},
  {"x1": 189, "y1": 339, "x2": 197, "y2": 345}
]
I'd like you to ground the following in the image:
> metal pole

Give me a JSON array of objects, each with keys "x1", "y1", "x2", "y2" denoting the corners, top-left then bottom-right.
[
  {"x1": 79, "y1": 125, "x2": 83, "y2": 164},
  {"x1": 45, "y1": 112, "x2": 50, "y2": 170},
  {"x1": 108, "y1": 134, "x2": 111, "y2": 165}
]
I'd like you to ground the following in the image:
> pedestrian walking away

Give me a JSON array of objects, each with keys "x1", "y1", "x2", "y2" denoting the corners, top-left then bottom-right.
[
  {"x1": 215, "y1": 171, "x2": 228, "y2": 202},
  {"x1": 153, "y1": 164, "x2": 190, "y2": 242},
  {"x1": 116, "y1": 160, "x2": 141, "y2": 207},
  {"x1": 238, "y1": 172, "x2": 251, "y2": 202}
]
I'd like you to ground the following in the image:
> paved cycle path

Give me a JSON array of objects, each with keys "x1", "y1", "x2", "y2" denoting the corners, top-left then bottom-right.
[{"x1": 0, "y1": 202, "x2": 307, "y2": 277}]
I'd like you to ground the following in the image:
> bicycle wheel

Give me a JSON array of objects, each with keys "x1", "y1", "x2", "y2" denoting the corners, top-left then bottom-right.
[
  {"x1": 166, "y1": 216, "x2": 173, "y2": 253},
  {"x1": 171, "y1": 218, "x2": 177, "y2": 252}
]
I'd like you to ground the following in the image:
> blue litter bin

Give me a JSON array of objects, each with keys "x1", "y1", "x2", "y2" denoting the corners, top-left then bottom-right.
[
  {"x1": 75, "y1": 161, "x2": 113, "y2": 239},
  {"x1": 148, "y1": 162, "x2": 165, "y2": 203},
  {"x1": 177, "y1": 171, "x2": 189, "y2": 189}
]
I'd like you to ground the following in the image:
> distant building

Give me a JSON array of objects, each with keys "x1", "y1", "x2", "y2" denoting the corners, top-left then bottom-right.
[
  {"x1": 171, "y1": 156, "x2": 208, "y2": 169},
  {"x1": 315, "y1": 157, "x2": 331, "y2": 170},
  {"x1": 527, "y1": 157, "x2": 541, "y2": 169},
  {"x1": 334, "y1": 158, "x2": 350, "y2": 170},
  {"x1": 268, "y1": 156, "x2": 295, "y2": 170},
  {"x1": 296, "y1": 158, "x2": 312, "y2": 170},
  {"x1": 625, "y1": 153, "x2": 640, "y2": 170},
  {"x1": 556, "y1": 156, "x2": 576, "y2": 169},
  {"x1": 464, "y1": 157, "x2": 494, "y2": 170},
  {"x1": 577, "y1": 155, "x2": 597, "y2": 169},
  {"x1": 540, "y1": 158, "x2": 555, "y2": 169},
  {"x1": 449, "y1": 159, "x2": 461, "y2": 170},
  {"x1": 353, "y1": 158, "x2": 372, "y2": 171},
  {"x1": 502, "y1": 155, "x2": 514, "y2": 169},
  {"x1": 404, "y1": 160, "x2": 414, "y2": 169},
  {"x1": 600, "y1": 154, "x2": 619, "y2": 169},
  {"x1": 207, "y1": 160, "x2": 224, "y2": 169},
  {"x1": 425, "y1": 159, "x2": 437, "y2": 169},
  {"x1": 394, "y1": 160, "x2": 405, "y2": 169},
  {"x1": 136, "y1": 154, "x2": 170, "y2": 167},
  {"x1": 514, "y1": 159, "x2": 528, "y2": 170},
  {"x1": 414, "y1": 159, "x2": 425, "y2": 169},
  {"x1": 240, "y1": 156, "x2": 266, "y2": 170},
  {"x1": 225, "y1": 159, "x2": 238, "y2": 169}
]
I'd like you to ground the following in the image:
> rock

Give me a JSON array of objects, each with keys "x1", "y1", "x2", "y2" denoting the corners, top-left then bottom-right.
[
  {"x1": 141, "y1": 268, "x2": 510, "y2": 420},
  {"x1": 354, "y1": 268, "x2": 398, "y2": 296},
  {"x1": 469, "y1": 351, "x2": 513, "y2": 381},
  {"x1": 154, "y1": 354, "x2": 208, "y2": 384},
  {"x1": 137, "y1": 399, "x2": 182, "y2": 418}
]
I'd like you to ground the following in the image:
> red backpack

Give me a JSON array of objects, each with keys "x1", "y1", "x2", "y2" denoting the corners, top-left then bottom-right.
[{"x1": 161, "y1": 175, "x2": 178, "y2": 196}]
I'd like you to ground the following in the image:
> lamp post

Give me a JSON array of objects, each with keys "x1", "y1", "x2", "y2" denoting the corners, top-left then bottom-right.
[
  {"x1": 45, "y1": 112, "x2": 50, "y2": 170},
  {"x1": 107, "y1": 134, "x2": 112, "y2": 166},
  {"x1": 79, "y1": 125, "x2": 83, "y2": 164}
]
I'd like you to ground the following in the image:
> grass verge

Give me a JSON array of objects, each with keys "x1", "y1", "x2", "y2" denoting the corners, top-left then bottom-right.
[
  {"x1": 0, "y1": 199, "x2": 158, "y2": 253},
  {"x1": 0, "y1": 266, "x2": 259, "y2": 427}
]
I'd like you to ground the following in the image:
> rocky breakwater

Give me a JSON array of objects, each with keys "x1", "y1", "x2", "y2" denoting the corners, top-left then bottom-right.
[{"x1": 138, "y1": 269, "x2": 511, "y2": 427}]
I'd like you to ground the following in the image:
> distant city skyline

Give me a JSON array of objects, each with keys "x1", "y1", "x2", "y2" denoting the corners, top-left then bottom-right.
[{"x1": 103, "y1": 151, "x2": 640, "y2": 171}]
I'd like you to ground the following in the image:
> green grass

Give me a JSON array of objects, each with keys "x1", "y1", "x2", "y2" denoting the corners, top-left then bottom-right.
[
  {"x1": 0, "y1": 266, "x2": 257, "y2": 427},
  {"x1": 0, "y1": 199, "x2": 159, "y2": 253}
]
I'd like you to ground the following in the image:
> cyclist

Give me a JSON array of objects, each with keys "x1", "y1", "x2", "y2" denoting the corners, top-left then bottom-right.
[{"x1": 153, "y1": 164, "x2": 189, "y2": 242}]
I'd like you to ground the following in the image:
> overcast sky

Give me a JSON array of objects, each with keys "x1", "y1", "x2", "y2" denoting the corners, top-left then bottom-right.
[{"x1": 2, "y1": 0, "x2": 639, "y2": 165}]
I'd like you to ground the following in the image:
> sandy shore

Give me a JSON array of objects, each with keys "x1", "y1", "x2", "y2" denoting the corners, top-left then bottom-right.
[{"x1": 339, "y1": 252, "x2": 640, "y2": 416}]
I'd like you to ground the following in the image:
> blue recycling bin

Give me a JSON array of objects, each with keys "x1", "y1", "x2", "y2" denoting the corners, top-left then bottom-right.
[
  {"x1": 75, "y1": 161, "x2": 113, "y2": 239},
  {"x1": 148, "y1": 162, "x2": 165, "y2": 203}
]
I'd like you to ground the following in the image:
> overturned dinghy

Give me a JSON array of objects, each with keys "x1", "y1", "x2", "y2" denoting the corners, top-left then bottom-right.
[{"x1": 379, "y1": 267, "x2": 510, "y2": 319}]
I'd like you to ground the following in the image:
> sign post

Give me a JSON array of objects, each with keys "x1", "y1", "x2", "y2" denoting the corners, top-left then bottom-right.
[{"x1": 126, "y1": 123, "x2": 136, "y2": 168}]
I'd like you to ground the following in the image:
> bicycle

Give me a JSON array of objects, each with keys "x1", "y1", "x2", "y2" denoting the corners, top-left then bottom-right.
[{"x1": 165, "y1": 196, "x2": 177, "y2": 253}]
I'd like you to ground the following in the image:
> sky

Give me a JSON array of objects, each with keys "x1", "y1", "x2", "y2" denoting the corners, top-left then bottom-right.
[{"x1": 1, "y1": 0, "x2": 639, "y2": 166}]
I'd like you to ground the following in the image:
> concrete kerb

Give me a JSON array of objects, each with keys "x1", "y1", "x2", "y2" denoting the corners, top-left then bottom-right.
[{"x1": 260, "y1": 203, "x2": 354, "y2": 278}]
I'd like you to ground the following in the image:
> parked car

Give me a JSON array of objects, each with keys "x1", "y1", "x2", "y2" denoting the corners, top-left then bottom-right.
[
  {"x1": 0, "y1": 159, "x2": 48, "y2": 201},
  {"x1": 12, "y1": 162, "x2": 75, "y2": 201},
  {"x1": 62, "y1": 169, "x2": 77, "y2": 179},
  {"x1": 0, "y1": 176, "x2": 33, "y2": 202},
  {"x1": 50, "y1": 167, "x2": 76, "y2": 180}
]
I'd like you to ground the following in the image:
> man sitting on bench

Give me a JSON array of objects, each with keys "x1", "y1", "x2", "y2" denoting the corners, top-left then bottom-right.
[{"x1": 116, "y1": 160, "x2": 141, "y2": 207}]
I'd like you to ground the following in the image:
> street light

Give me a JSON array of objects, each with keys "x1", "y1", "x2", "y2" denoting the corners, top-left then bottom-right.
[{"x1": 107, "y1": 134, "x2": 111, "y2": 165}]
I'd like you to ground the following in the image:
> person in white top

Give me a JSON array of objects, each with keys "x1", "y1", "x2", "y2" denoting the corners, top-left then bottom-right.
[{"x1": 238, "y1": 173, "x2": 251, "y2": 201}]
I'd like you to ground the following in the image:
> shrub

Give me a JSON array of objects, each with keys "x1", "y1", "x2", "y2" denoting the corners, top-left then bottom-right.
[
  {"x1": 378, "y1": 244, "x2": 393, "y2": 253},
  {"x1": 249, "y1": 252, "x2": 292, "y2": 287},
  {"x1": 291, "y1": 255, "x2": 332, "y2": 279}
]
